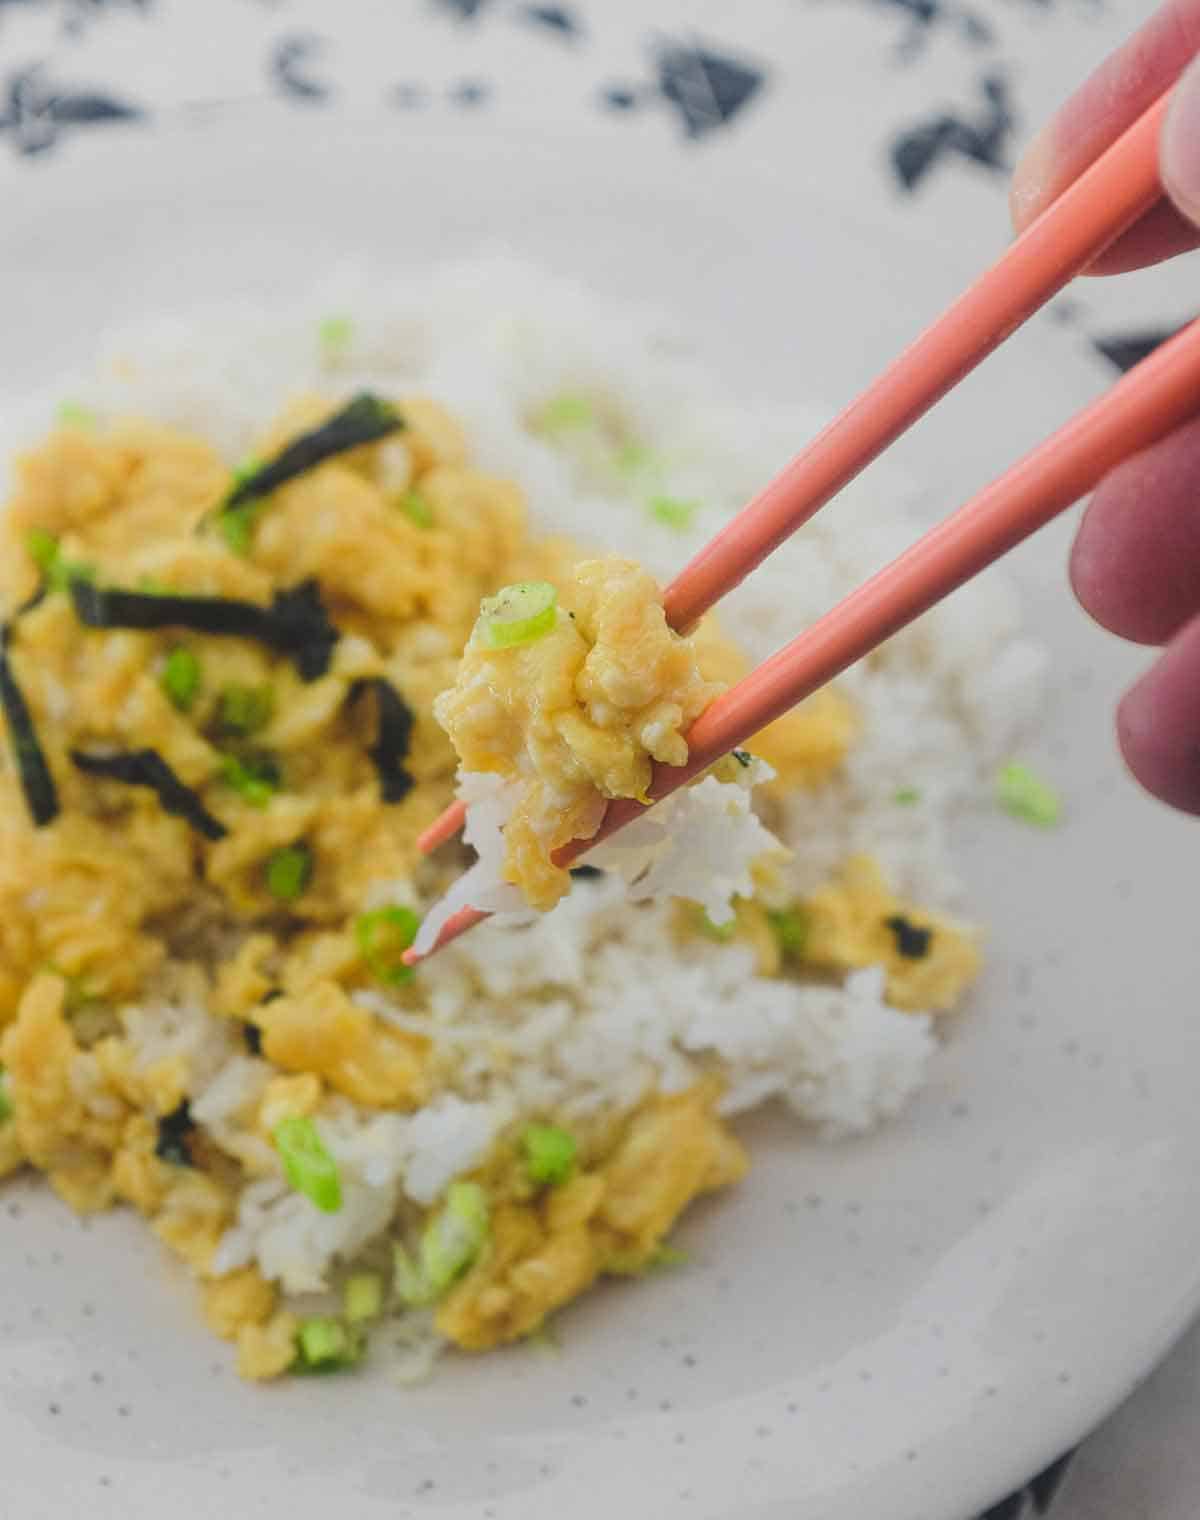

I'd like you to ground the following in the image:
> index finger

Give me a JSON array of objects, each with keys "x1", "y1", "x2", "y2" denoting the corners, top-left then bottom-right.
[{"x1": 1011, "y1": 0, "x2": 1200, "y2": 274}]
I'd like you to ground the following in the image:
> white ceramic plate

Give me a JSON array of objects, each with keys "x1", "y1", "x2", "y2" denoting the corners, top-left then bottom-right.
[{"x1": 2, "y1": 119, "x2": 1198, "y2": 1520}]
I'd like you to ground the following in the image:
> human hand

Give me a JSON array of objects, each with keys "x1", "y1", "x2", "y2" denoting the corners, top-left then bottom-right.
[{"x1": 1011, "y1": 1, "x2": 1200, "y2": 813}]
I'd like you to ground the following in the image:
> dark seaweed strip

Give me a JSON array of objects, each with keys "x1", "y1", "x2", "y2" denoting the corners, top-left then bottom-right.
[
  {"x1": 154, "y1": 1101, "x2": 196, "y2": 1167},
  {"x1": 350, "y1": 677, "x2": 415, "y2": 802},
  {"x1": 269, "y1": 580, "x2": 340, "y2": 681},
  {"x1": 223, "y1": 393, "x2": 404, "y2": 510},
  {"x1": 242, "y1": 1021, "x2": 264, "y2": 1055},
  {"x1": 569, "y1": 865, "x2": 604, "y2": 880},
  {"x1": 70, "y1": 748, "x2": 228, "y2": 841},
  {"x1": 884, "y1": 914, "x2": 932, "y2": 959},
  {"x1": 0, "y1": 630, "x2": 58, "y2": 826},
  {"x1": 70, "y1": 577, "x2": 339, "y2": 682}
]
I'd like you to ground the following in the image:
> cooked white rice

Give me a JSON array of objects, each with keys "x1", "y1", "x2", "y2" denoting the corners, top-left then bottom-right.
[{"x1": 2, "y1": 256, "x2": 1046, "y2": 1322}]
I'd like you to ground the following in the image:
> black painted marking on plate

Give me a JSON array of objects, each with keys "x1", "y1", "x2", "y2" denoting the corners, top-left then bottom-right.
[
  {"x1": 979, "y1": 1494, "x2": 1025, "y2": 1520},
  {"x1": 391, "y1": 81, "x2": 429, "y2": 110},
  {"x1": 520, "y1": 4, "x2": 580, "y2": 39},
  {"x1": 653, "y1": 42, "x2": 766, "y2": 139},
  {"x1": 270, "y1": 33, "x2": 332, "y2": 103},
  {"x1": 0, "y1": 63, "x2": 142, "y2": 157},
  {"x1": 434, "y1": 0, "x2": 492, "y2": 19},
  {"x1": 847, "y1": 0, "x2": 993, "y2": 60},
  {"x1": 974, "y1": 1448, "x2": 1076, "y2": 1520},
  {"x1": 890, "y1": 72, "x2": 1014, "y2": 190},
  {"x1": 1030, "y1": 1451, "x2": 1076, "y2": 1513},
  {"x1": 448, "y1": 77, "x2": 490, "y2": 107},
  {"x1": 1092, "y1": 329, "x2": 1177, "y2": 374}
]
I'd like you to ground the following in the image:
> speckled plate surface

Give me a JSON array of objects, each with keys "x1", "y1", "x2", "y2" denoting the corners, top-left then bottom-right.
[{"x1": 2, "y1": 119, "x2": 1198, "y2": 1520}]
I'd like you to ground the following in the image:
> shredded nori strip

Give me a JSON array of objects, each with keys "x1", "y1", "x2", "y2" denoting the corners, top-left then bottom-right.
[
  {"x1": 731, "y1": 749, "x2": 752, "y2": 767},
  {"x1": 15, "y1": 584, "x2": 48, "y2": 619},
  {"x1": 884, "y1": 914, "x2": 933, "y2": 960},
  {"x1": 223, "y1": 392, "x2": 404, "y2": 510},
  {"x1": 569, "y1": 865, "x2": 604, "y2": 880},
  {"x1": 154, "y1": 1101, "x2": 196, "y2": 1167},
  {"x1": 242, "y1": 1021, "x2": 264, "y2": 1055},
  {"x1": 70, "y1": 748, "x2": 228, "y2": 841},
  {"x1": 0, "y1": 629, "x2": 59, "y2": 827},
  {"x1": 349, "y1": 677, "x2": 415, "y2": 803},
  {"x1": 70, "y1": 577, "x2": 339, "y2": 682}
]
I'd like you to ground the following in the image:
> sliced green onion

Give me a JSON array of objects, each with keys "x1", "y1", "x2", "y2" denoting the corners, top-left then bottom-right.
[
  {"x1": 51, "y1": 965, "x2": 96, "y2": 1015},
  {"x1": 397, "y1": 489, "x2": 433, "y2": 529},
  {"x1": 230, "y1": 454, "x2": 262, "y2": 492},
  {"x1": 217, "y1": 458, "x2": 265, "y2": 554},
  {"x1": 56, "y1": 401, "x2": 97, "y2": 430},
  {"x1": 218, "y1": 500, "x2": 262, "y2": 556},
  {"x1": 394, "y1": 1181, "x2": 490, "y2": 1306},
  {"x1": 693, "y1": 905, "x2": 736, "y2": 942},
  {"x1": 317, "y1": 314, "x2": 354, "y2": 361},
  {"x1": 295, "y1": 1316, "x2": 364, "y2": 1372},
  {"x1": 647, "y1": 1243, "x2": 689, "y2": 1270},
  {"x1": 272, "y1": 1115, "x2": 342, "y2": 1212},
  {"x1": 615, "y1": 441, "x2": 659, "y2": 477},
  {"x1": 216, "y1": 682, "x2": 274, "y2": 736},
  {"x1": 25, "y1": 530, "x2": 93, "y2": 593},
  {"x1": 343, "y1": 1273, "x2": 384, "y2": 1324},
  {"x1": 265, "y1": 843, "x2": 312, "y2": 901},
  {"x1": 26, "y1": 529, "x2": 59, "y2": 577},
  {"x1": 996, "y1": 762, "x2": 1061, "y2": 828},
  {"x1": 219, "y1": 752, "x2": 280, "y2": 809},
  {"x1": 0, "y1": 1064, "x2": 12, "y2": 1123},
  {"x1": 478, "y1": 582, "x2": 558, "y2": 650},
  {"x1": 767, "y1": 906, "x2": 809, "y2": 958},
  {"x1": 521, "y1": 1123, "x2": 577, "y2": 1187},
  {"x1": 536, "y1": 393, "x2": 595, "y2": 432},
  {"x1": 607, "y1": 1242, "x2": 690, "y2": 1277},
  {"x1": 354, "y1": 905, "x2": 420, "y2": 986},
  {"x1": 893, "y1": 786, "x2": 921, "y2": 805},
  {"x1": 392, "y1": 1246, "x2": 427, "y2": 1307},
  {"x1": 161, "y1": 647, "x2": 202, "y2": 712},
  {"x1": 648, "y1": 495, "x2": 699, "y2": 531}
]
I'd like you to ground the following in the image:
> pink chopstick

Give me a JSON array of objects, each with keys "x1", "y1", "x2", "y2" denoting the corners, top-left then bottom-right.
[
  {"x1": 413, "y1": 89, "x2": 1168, "y2": 867},
  {"x1": 404, "y1": 88, "x2": 1177, "y2": 963},
  {"x1": 408, "y1": 312, "x2": 1200, "y2": 963}
]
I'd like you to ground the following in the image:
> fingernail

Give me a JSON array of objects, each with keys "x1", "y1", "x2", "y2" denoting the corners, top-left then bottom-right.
[
  {"x1": 1161, "y1": 55, "x2": 1200, "y2": 225},
  {"x1": 1009, "y1": 126, "x2": 1055, "y2": 232}
]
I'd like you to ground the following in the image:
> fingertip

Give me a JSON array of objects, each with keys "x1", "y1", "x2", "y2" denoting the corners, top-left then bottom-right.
[
  {"x1": 1161, "y1": 51, "x2": 1200, "y2": 229},
  {"x1": 1067, "y1": 489, "x2": 1160, "y2": 645},
  {"x1": 1115, "y1": 619, "x2": 1200, "y2": 816}
]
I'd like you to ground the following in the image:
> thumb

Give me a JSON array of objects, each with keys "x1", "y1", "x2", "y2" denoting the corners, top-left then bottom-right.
[{"x1": 1161, "y1": 52, "x2": 1200, "y2": 229}]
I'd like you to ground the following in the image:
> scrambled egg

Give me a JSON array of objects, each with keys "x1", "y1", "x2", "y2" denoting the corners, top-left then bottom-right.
[
  {"x1": 0, "y1": 392, "x2": 981, "y2": 1381},
  {"x1": 800, "y1": 855, "x2": 980, "y2": 1013},
  {"x1": 438, "y1": 1084, "x2": 746, "y2": 1349},
  {"x1": 434, "y1": 556, "x2": 721, "y2": 909}
]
